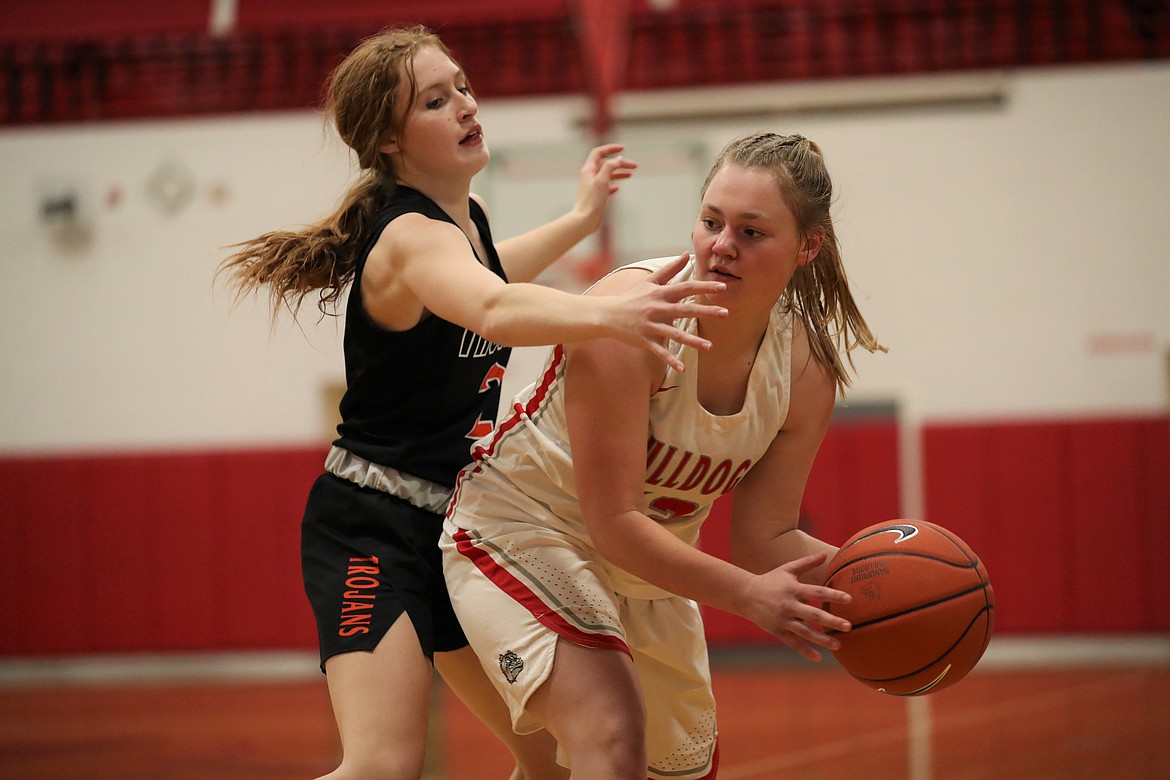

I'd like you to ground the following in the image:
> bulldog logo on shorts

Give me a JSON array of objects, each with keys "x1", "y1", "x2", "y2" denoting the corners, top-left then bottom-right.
[{"x1": 498, "y1": 650, "x2": 524, "y2": 684}]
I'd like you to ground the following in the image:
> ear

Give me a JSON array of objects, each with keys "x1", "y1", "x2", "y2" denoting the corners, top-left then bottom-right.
[
  {"x1": 798, "y1": 226, "x2": 825, "y2": 266},
  {"x1": 378, "y1": 138, "x2": 400, "y2": 155}
]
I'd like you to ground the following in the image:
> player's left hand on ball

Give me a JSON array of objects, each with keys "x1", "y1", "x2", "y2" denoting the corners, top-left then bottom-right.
[{"x1": 744, "y1": 553, "x2": 852, "y2": 662}]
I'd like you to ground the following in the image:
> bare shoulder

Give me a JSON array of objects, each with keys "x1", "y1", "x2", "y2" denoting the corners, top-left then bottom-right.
[
  {"x1": 375, "y1": 211, "x2": 465, "y2": 268},
  {"x1": 584, "y1": 266, "x2": 654, "y2": 298},
  {"x1": 362, "y1": 213, "x2": 463, "y2": 329}
]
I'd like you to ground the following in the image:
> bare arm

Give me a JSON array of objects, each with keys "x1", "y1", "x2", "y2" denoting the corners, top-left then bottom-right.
[
  {"x1": 564, "y1": 273, "x2": 850, "y2": 660},
  {"x1": 494, "y1": 144, "x2": 636, "y2": 283},
  {"x1": 364, "y1": 207, "x2": 727, "y2": 370}
]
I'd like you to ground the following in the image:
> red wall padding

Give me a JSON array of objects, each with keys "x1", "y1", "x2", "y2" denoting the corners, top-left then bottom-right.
[
  {"x1": 923, "y1": 416, "x2": 1170, "y2": 634},
  {"x1": 0, "y1": 447, "x2": 325, "y2": 656},
  {"x1": 1, "y1": 414, "x2": 1167, "y2": 657}
]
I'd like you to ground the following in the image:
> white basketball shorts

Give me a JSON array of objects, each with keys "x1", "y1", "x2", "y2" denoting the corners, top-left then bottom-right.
[{"x1": 441, "y1": 518, "x2": 719, "y2": 780}]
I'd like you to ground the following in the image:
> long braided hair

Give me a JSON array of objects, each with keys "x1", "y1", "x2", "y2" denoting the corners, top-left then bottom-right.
[
  {"x1": 702, "y1": 132, "x2": 886, "y2": 395},
  {"x1": 217, "y1": 26, "x2": 460, "y2": 318}
]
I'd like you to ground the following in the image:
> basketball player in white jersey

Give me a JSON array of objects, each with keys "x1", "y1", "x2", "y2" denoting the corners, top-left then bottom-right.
[{"x1": 441, "y1": 132, "x2": 885, "y2": 779}]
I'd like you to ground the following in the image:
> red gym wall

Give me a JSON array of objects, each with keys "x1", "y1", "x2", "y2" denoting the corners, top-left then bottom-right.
[{"x1": 1, "y1": 415, "x2": 1167, "y2": 656}]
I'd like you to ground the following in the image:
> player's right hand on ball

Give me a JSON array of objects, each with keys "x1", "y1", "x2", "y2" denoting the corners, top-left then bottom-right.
[{"x1": 743, "y1": 553, "x2": 852, "y2": 662}]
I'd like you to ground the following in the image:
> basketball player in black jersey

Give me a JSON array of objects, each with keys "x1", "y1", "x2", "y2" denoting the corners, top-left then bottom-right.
[{"x1": 218, "y1": 26, "x2": 727, "y2": 780}]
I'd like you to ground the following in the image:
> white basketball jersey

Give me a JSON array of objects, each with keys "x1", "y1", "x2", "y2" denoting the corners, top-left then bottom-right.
[{"x1": 449, "y1": 256, "x2": 795, "y2": 598}]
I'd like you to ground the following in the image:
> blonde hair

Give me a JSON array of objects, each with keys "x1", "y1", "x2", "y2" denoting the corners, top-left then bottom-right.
[
  {"x1": 217, "y1": 26, "x2": 461, "y2": 317},
  {"x1": 703, "y1": 132, "x2": 886, "y2": 394}
]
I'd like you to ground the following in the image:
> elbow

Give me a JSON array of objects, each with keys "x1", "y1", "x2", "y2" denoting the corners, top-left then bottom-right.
[
  {"x1": 590, "y1": 527, "x2": 621, "y2": 564},
  {"x1": 475, "y1": 319, "x2": 510, "y2": 347},
  {"x1": 586, "y1": 514, "x2": 629, "y2": 567},
  {"x1": 474, "y1": 284, "x2": 559, "y2": 348},
  {"x1": 474, "y1": 290, "x2": 518, "y2": 347}
]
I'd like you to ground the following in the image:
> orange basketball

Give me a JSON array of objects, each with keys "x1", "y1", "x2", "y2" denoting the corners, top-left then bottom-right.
[{"x1": 823, "y1": 519, "x2": 994, "y2": 696}]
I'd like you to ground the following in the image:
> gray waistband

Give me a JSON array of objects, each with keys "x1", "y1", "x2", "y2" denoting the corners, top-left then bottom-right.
[{"x1": 324, "y1": 446, "x2": 453, "y2": 515}]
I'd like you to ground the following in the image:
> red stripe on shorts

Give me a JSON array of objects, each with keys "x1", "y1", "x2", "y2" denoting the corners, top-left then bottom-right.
[{"x1": 452, "y1": 526, "x2": 630, "y2": 655}]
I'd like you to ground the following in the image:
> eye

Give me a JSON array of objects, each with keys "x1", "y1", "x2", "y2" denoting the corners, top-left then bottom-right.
[
  {"x1": 701, "y1": 217, "x2": 719, "y2": 230},
  {"x1": 425, "y1": 97, "x2": 444, "y2": 110},
  {"x1": 743, "y1": 227, "x2": 764, "y2": 239},
  {"x1": 458, "y1": 85, "x2": 472, "y2": 96}
]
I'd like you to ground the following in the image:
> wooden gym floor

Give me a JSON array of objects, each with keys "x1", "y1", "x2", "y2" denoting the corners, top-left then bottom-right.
[{"x1": 2, "y1": 638, "x2": 1168, "y2": 779}]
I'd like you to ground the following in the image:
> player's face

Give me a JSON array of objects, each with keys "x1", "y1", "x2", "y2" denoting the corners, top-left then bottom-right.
[
  {"x1": 381, "y1": 46, "x2": 488, "y2": 181},
  {"x1": 691, "y1": 164, "x2": 821, "y2": 311}
]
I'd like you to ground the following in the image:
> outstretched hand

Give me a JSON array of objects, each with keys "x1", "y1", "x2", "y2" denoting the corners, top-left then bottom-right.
[
  {"x1": 574, "y1": 144, "x2": 638, "y2": 233},
  {"x1": 605, "y1": 253, "x2": 728, "y2": 372},
  {"x1": 742, "y1": 553, "x2": 852, "y2": 662}
]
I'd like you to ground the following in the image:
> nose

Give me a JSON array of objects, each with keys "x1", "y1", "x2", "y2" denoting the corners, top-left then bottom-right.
[
  {"x1": 458, "y1": 91, "x2": 478, "y2": 119},
  {"x1": 712, "y1": 228, "x2": 736, "y2": 258}
]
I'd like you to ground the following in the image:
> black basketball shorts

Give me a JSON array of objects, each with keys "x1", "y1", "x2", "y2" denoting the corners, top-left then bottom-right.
[{"x1": 300, "y1": 472, "x2": 468, "y2": 670}]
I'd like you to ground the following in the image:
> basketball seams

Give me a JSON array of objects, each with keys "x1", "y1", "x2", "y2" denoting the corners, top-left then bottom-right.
[
  {"x1": 849, "y1": 606, "x2": 995, "y2": 687},
  {"x1": 926, "y1": 522, "x2": 997, "y2": 624},
  {"x1": 923, "y1": 521, "x2": 980, "y2": 566},
  {"x1": 828, "y1": 583, "x2": 992, "y2": 635},
  {"x1": 825, "y1": 550, "x2": 981, "y2": 583}
]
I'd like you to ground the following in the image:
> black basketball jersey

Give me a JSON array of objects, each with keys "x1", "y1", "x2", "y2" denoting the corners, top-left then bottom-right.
[{"x1": 333, "y1": 185, "x2": 511, "y2": 488}]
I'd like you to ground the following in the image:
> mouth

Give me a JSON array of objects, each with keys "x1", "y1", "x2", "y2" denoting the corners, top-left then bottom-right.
[
  {"x1": 709, "y1": 265, "x2": 740, "y2": 280},
  {"x1": 460, "y1": 125, "x2": 483, "y2": 145}
]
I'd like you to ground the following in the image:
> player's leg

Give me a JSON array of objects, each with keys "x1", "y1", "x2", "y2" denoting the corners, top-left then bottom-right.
[
  {"x1": 442, "y1": 519, "x2": 640, "y2": 778},
  {"x1": 318, "y1": 614, "x2": 433, "y2": 780},
  {"x1": 435, "y1": 645, "x2": 568, "y2": 780},
  {"x1": 524, "y1": 639, "x2": 646, "y2": 780},
  {"x1": 301, "y1": 475, "x2": 442, "y2": 780}
]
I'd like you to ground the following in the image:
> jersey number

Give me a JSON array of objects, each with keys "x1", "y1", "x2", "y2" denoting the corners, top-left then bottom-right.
[{"x1": 646, "y1": 496, "x2": 700, "y2": 523}]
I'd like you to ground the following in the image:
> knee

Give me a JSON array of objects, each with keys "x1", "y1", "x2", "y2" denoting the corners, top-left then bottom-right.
[
  {"x1": 565, "y1": 704, "x2": 646, "y2": 776},
  {"x1": 600, "y1": 715, "x2": 647, "y2": 772}
]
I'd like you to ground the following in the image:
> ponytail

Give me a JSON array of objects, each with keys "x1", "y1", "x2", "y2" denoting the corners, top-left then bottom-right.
[
  {"x1": 218, "y1": 172, "x2": 390, "y2": 317},
  {"x1": 217, "y1": 25, "x2": 452, "y2": 319}
]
